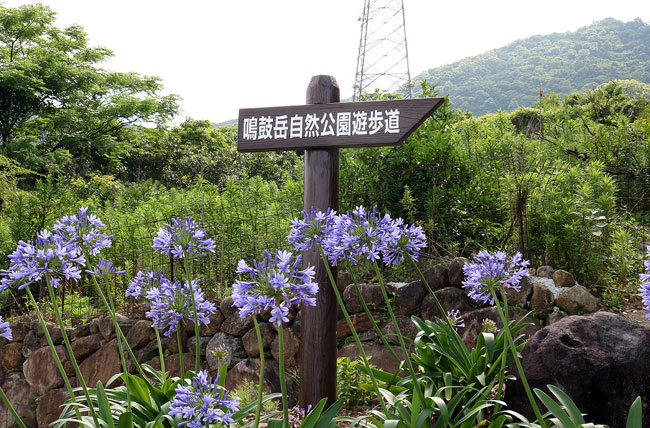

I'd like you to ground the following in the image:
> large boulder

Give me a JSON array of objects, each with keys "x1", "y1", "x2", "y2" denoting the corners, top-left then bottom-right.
[
  {"x1": 448, "y1": 257, "x2": 469, "y2": 288},
  {"x1": 505, "y1": 312, "x2": 650, "y2": 428},
  {"x1": 0, "y1": 342, "x2": 24, "y2": 373},
  {"x1": 422, "y1": 264, "x2": 449, "y2": 291}
]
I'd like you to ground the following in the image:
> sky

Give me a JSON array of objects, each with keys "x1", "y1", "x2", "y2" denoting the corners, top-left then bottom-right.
[{"x1": 3, "y1": 0, "x2": 650, "y2": 124}]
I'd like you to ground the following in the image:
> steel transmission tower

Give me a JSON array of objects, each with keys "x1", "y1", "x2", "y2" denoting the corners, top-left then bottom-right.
[{"x1": 353, "y1": 0, "x2": 413, "y2": 101}]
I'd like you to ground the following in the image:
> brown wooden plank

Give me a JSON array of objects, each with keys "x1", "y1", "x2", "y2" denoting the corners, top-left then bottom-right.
[
  {"x1": 237, "y1": 97, "x2": 444, "y2": 152},
  {"x1": 300, "y1": 75, "x2": 339, "y2": 408}
]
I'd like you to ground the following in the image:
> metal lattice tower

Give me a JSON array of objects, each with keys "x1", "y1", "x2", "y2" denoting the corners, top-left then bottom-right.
[{"x1": 353, "y1": 0, "x2": 413, "y2": 101}]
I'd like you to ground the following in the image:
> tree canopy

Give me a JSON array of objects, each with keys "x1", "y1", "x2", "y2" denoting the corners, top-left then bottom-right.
[{"x1": 0, "y1": 3, "x2": 179, "y2": 176}]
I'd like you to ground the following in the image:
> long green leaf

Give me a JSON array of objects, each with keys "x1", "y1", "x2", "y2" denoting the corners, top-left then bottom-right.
[
  {"x1": 313, "y1": 398, "x2": 346, "y2": 428},
  {"x1": 547, "y1": 385, "x2": 585, "y2": 426},
  {"x1": 96, "y1": 382, "x2": 116, "y2": 428},
  {"x1": 116, "y1": 412, "x2": 134, "y2": 428},
  {"x1": 626, "y1": 396, "x2": 643, "y2": 428},
  {"x1": 534, "y1": 388, "x2": 576, "y2": 428}
]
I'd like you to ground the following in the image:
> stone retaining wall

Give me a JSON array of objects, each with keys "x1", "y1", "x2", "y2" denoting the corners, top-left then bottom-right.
[{"x1": 0, "y1": 260, "x2": 598, "y2": 428}]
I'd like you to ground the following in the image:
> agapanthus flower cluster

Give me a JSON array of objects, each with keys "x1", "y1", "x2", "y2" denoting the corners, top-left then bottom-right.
[
  {"x1": 0, "y1": 311, "x2": 12, "y2": 340},
  {"x1": 233, "y1": 250, "x2": 317, "y2": 325},
  {"x1": 1, "y1": 230, "x2": 85, "y2": 291},
  {"x1": 462, "y1": 250, "x2": 530, "y2": 305},
  {"x1": 288, "y1": 208, "x2": 337, "y2": 251},
  {"x1": 169, "y1": 370, "x2": 239, "y2": 428},
  {"x1": 146, "y1": 279, "x2": 216, "y2": 336},
  {"x1": 638, "y1": 244, "x2": 650, "y2": 320},
  {"x1": 126, "y1": 268, "x2": 167, "y2": 300},
  {"x1": 86, "y1": 258, "x2": 126, "y2": 277},
  {"x1": 447, "y1": 309, "x2": 465, "y2": 331},
  {"x1": 289, "y1": 206, "x2": 427, "y2": 267},
  {"x1": 152, "y1": 217, "x2": 216, "y2": 260},
  {"x1": 53, "y1": 207, "x2": 112, "y2": 255}
]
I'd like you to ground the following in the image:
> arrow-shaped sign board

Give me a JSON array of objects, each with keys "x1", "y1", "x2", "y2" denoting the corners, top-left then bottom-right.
[{"x1": 237, "y1": 97, "x2": 444, "y2": 152}]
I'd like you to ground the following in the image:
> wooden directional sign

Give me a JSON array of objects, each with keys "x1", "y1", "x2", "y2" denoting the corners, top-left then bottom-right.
[
  {"x1": 236, "y1": 75, "x2": 445, "y2": 409},
  {"x1": 237, "y1": 97, "x2": 444, "y2": 152}
]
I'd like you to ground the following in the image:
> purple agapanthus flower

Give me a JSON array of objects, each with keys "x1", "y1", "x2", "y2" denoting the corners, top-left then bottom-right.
[
  {"x1": 146, "y1": 279, "x2": 216, "y2": 337},
  {"x1": 638, "y1": 244, "x2": 650, "y2": 320},
  {"x1": 322, "y1": 206, "x2": 395, "y2": 266},
  {"x1": 169, "y1": 370, "x2": 239, "y2": 428},
  {"x1": 381, "y1": 217, "x2": 427, "y2": 266},
  {"x1": 126, "y1": 269, "x2": 167, "y2": 301},
  {"x1": 53, "y1": 207, "x2": 112, "y2": 256},
  {"x1": 288, "y1": 208, "x2": 337, "y2": 251},
  {"x1": 0, "y1": 311, "x2": 12, "y2": 340},
  {"x1": 289, "y1": 404, "x2": 314, "y2": 427},
  {"x1": 86, "y1": 258, "x2": 126, "y2": 276},
  {"x1": 232, "y1": 250, "x2": 317, "y2": 325},
  {"x1": 462, "y1": 250, "x2": 530, "y2": 305},
  {"x1": 152, "y1": 217, "x2": 216, "y2": 260},
  {"x1": 0, "y1": 230, "x2": 85, "y2": 291}
]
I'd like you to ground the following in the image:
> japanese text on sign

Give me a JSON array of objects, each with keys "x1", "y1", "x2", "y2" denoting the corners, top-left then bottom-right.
[{"x1": 242, "y1": 109, "x2": 400, "y2": 141}]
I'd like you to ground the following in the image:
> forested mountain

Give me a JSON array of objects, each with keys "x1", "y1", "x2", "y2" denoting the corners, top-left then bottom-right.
[{"x1": 414, "y1": 18, "x2": 650, "y2": 116}]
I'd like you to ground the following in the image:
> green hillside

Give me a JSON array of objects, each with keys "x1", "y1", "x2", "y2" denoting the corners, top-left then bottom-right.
[{"x1": 414, "y1": 18, "x2": 650, "y2": 116}]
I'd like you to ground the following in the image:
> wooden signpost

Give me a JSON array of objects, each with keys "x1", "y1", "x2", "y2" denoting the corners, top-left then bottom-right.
[{"x1": 237, "y1": 75, "x2": 443, "y2": 407}]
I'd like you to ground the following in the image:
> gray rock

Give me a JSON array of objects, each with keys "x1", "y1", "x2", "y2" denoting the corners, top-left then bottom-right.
[
  {"x1": 337, "y1": 341, "x2": 404, "y2": 374},
  {"x1": 423, "y1": 264, "x2": 450, "y2": 291},
  {"x1": 23, "y1": 345, "x2": 71, "y2": 394},
  {"x1": 553, "y1": 269, "x2": 575, "y2": 287},
  {"x1": 186, "y1": 336, "x2": 211, "y2": 356},
  {"x1": 0, "y1": 373, "x2": 36, "y2": 428},
  {"x1": 98, "y1": 314, "x2": 135, "y2": 341},
  {"x1": 506, "y1": 312, "x2": 650, "y2": 428},
  {"x1": 70, "y1": 333, "x2": 103, "y2": 360},
  {"x1": 421, "y1": 287, "x2": 474, "y2": 322},
  {"x1": 219, "y1": 296, "x2": 237, "y2": 318},
  {"x1": 0, "y1": 342, "x2": 24, "y2": 373},
  {"x1": 70, "y1": 323, "x2": 91, "y2": 341},
  {"x1": 556, "y1": 285, "x2": 599, "y2": 315},
  {"x1": 547, "y1": 308, "x2": 568, "y2": 325},
  {"x1": 206, "y1": 332, "x2": 246, "y2": 370},
  {"x1": 221, "y1": 314, "x2": 254, "y2": 337},
  {"x1": 271, "y1": 327, "x2": 300, "y2": 368},
  {"x1": 530, "y1": 280, "x2": 554, "y2": 319},
  {"x1": 342, "y1": 283, "x2": 384, "y2": 314},
  {"x1": 36, "y1": 387, "x2": 68, "y2": 428},
  {"x1": 242, "y1": 322, "x2": 275, "y2": 358},
  {"x1": 536, "y1": 265, "x2": 554, "y2": 279},
  {"x1": 448, "y1": 257, "x2": 470, "y2": 288},
  {"x1": 126, "y1": 320, "x2": 155, "y2": 349},
  {"x1": 460, "y1": 306, "x2": 540, "y2": 350},
  {"x1": 225, "y1": 358, "x2": 298, "y2": 408},
  {"x1": 21, "y1": 330, "x2": 40, "y2": 358},
  {"x1": 79, "y1": 339, "x2": 122, "y2": 387},
  {"x1": 392, "y1": 280, "x2": 426, "y2": 316},
  {"x1": 8, "y1": 322, "x2": 30, "y2": 342},
  {"x1": 337, "y1": 311, "x2": 382, "y2": 338},
  {"x1": 380, "y1": 316, "x2": 418, "y2": 345},
  {"x1": 505, "y1": 275, "x2": 533, "y2": 307}
]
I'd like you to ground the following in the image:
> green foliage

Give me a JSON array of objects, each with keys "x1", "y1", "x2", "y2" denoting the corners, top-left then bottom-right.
[
  {"x1": 336, "y1": 357, "x2": 376, "y2": 407},
  {"x1": 414, "y1": 18, "x2": 650, "y2": 116},
  {"x1": 232, "y1": 379, "x2": 278, "y2": 413},
  {"x1": 0, "y1": 3, "x2": 179, "y2": 177}
]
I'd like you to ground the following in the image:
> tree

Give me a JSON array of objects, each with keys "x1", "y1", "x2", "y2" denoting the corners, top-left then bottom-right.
[{"x1": 0, "y1": 3, "x2": 179, "y2": 177}]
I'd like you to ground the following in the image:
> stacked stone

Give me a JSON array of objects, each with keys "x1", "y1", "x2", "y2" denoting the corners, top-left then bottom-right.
[{"x1": 0, "y1": 260, "x2": 601, "y2": 428}]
